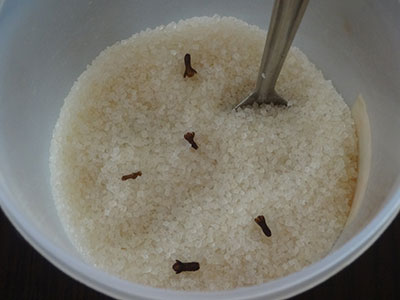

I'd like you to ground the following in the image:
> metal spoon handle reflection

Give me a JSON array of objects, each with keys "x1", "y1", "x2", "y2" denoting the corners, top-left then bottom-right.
[{"x1": 235, "y1": 0, "x2": 309, "y2": 109}]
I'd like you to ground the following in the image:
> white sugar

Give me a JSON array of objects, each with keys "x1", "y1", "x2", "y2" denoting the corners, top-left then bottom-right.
[{"x1": 50, "y1": 16, "x2": 358, "y2": 291}]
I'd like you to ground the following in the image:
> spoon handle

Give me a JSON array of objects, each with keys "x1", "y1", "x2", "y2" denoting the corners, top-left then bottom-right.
[{"x1": 256, "y1": 0, "x2": 309, "y2": 104}]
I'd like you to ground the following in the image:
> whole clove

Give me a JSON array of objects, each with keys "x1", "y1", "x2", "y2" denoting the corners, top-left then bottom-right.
[
  {"x1": 172, "y1": 260, "x2": 200, "y2": 274},
  {"x1": 184, "y1": 132, "x2": 198, "y2": 149},
  {"x1": 121, "y1": 171, "x2": 142, "y2": 181},
  {"x1": 254, "y1": 215, "x2": 272, "y2": 237},
  {"x1": 183, "y1": 53, "x2": 197, "y2": 78}
]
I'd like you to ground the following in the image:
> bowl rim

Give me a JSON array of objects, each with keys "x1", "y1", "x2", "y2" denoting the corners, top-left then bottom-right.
[{"x1": 1, "y1": 177, "x2": 399, "y2": 300}]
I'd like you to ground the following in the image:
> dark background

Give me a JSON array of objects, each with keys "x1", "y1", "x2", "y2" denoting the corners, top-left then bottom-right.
[{"x1": 1, "y1": 209, "x2": 399, "y2": 300}]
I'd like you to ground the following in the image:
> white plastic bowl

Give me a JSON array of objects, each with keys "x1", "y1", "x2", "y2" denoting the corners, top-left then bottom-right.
[{"x1": 0, "y1": 0, "x2": 399, "y2": 299}]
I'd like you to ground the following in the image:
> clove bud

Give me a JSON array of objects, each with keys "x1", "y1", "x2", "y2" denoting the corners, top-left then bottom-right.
[
  {"x1": 184, "y1": 132, "x2": 198, "y2": 149},
  {"x1": 121, "y1": 171, "x2": 142, "y2": 181},
  {"x1": 254, "y1": 215, "x2": 272, "y2": 237},
  {"x1": 183, "y1": 53, "x2": 197, "y2": 78},
  {"x1": 172, "y1": 260, "x2": 200, "y2": 274}
]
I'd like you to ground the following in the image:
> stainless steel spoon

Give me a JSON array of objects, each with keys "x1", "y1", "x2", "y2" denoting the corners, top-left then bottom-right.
[{"x1": 235, "y1": 0, "x2": 309, "y2": 109}]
